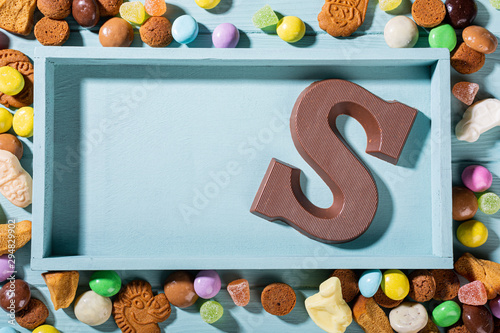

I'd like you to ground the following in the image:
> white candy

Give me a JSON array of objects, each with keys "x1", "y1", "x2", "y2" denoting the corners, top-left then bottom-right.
[
  {"x1": 389, "y1": 302, "x2": 428, "y2": 333},
  {"x1": 456, "y1": 98, "x2": 500, "y2": 142},
  {"x1": 74, "y1": 290, "x2": 112, "y2": 326},
  {"x1": 0, "y1": 150, "x2": 32, "y2": 207},
  {"x1": 384, "y1": 16, "x2": 419, "y2": 48}
]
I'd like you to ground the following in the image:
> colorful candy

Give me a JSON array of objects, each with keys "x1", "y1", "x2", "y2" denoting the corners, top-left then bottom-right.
[
  {"x1": 381, "y1": 270, "x2": 409, "y2": 301},
  {"x1": 164, "y1": 271, "x2": 198, "y2": 308},
  {"x1": 0, "y1": 66, "x2": 24, "y2": 96},
  {"x1": 0, "y1": 279, "x2": 30, "y2": 312},
  {"x1": 428, "y1": 24, "x2": 457, "y2": 52},
  {"x1": 89, "y1": 270, "x2": 121, "y2": 297},
  {"x1": 456, "y1": 99, "x2": 500, "y2": 142},
  {"x1": 200, "y1": 300, "x2": 223, "y2": 324},
  {"x1": 74, "y1": 290, "x2": 112, "y2": 326},
  {"x1": 119, "y1": 1, "x2": 147, "y2": 25},
  {"x1": 227, "y1": 279, "x2": 250, "y2": 306},
  {"x1": 0, "y1": 108, "x2": 12, "y2": 133},
  {"x1": 462, "y1": 165, "x2": 493, "y2": 192},
  {"x1": 195, "y1": 0, "x2": 221, "y2": 9},
  {"x1": 445, "y1": 0, "x2": 477, "y2": 29},
  {"x1": 359, "y1": 269, "x2": 382, "y2": 298},
  {"x1": 194, "y1": 270, "x2": 221, "y2": 299},
  {"x1": 276, "y1": 16, "x2": 306, "y2": 43},
  {"x1": 145, "y1": 0, "x2": 166, "y2": 16},
  {"x1": 432, "y1": 300, "x2": 461, "y2": 327},
  {"x1": 458, "y1": 281, "x2": 487, "y2": 305},
  {"x1": 379, "y1": 0, "x2": 402, "y2": 11},
  {"x1": 489, "y1": 295, "x2": 500, "y2": 319},
  {"x1": 478, "y1": 192, "x2": 500, "y2": 214},
  {"x1": 457, "y1": 220, "x2": 488, "y2": 247},
  {"x1": 389, "y1": 302, "x2": 428, "y2": 333},
  {"x1": 452, "y1": 186, "x2": 478, "y2": 221},
  {"x1": 212, "y1": 23, "x2": 239, "y2": 48},
  {"x1": 32, "y1": 325, "x2": 59, "y2": 333},
  {"x1": 99, "y1": 17, "x2": 134, "y2": 47},
  {"x1": 452, "y1": 81, "x2": 479, "y2": 105},
  {"x1": 384, "y1": 16, "x2": 419, "y2": 48},
  {"x1": 462, "y1": 304, "x2": 494, "y2": 333},
  {"x1": 13, "y1": 106, "x2": 34, "y2": 138},
  {"x1": 463, "y1": 26, "x2": 498, "y2": 54},
  {"x1": 252, "y1": 5, "x2": 279, "y2": 29},
  {"x1": 0, "y1": 254, "x2": 14, "y2": 283},
  {"x1": 172, "y1": 15, "x2": 199, "y2": 44}
]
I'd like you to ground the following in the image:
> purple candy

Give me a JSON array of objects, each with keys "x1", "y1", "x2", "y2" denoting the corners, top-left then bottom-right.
[
  {"x1": 462, "y1": 165, "x2": 493, "y2": 192},
  {"x1": 194, "y1": 270, "x2": 221, "y2": 299},
  {"x1": 0, "y1": 255, "x2": 14, "y2": 282},
  {"x1": 212, "y1": 23, "x2": 240, "y2": 48},
  {"x1": 490, "y1": 296, "x2": 500, "y2": 319}
]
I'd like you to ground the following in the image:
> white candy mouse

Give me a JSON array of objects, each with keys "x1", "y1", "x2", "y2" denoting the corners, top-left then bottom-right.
[
  {"x1": 389, "y1": 302, "x2": 428, "y2": 333},
  {"x1": 455, "y1": 98, "x2": 500, "y2": 142}
]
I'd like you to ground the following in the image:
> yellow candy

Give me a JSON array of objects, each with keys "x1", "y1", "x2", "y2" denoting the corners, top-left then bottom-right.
[
  {"x1": 0, "y1": 108, "x2": 12, "y2": 133},
  {"x1": 277, "y1": 16, "x2": 306, "y2": 43},
  {"x1": 379, "y1": 0, "x2": 403, "y2": 11},
  {"x1": 33, "y1": 325, "x2": 60, "y2": 333},
  {"x1": 457, "y1": 220, "x2": 488, "y2": 247},
  {"x1": 195, "y1": 0, "x2": 221, "y2": 9},
  {"x1": 13, "y1": 106, "x2": 34, "y2": 138},
  {"x1": 0, "y1": 66, "x2": 25, "y2": 96},
  {"x1": 381, "y1": 269, "x2": 409, "y2": 300},
  {"x1": 119, "y1": 1, "x2": 147, "y2": 25}
]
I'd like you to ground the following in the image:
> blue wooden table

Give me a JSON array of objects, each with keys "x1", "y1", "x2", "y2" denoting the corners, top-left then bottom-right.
[{"x1": 0, "y1": 0, "x2": 499, "y2": 331}]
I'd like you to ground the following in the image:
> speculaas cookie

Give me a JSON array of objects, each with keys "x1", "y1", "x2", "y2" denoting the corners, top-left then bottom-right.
[
  {"x1": 0, "y1": 49, "x2": 34, "y2": 108},
  {"x1": 318, "y1": 0, "x2": 370, "y2": 37}
]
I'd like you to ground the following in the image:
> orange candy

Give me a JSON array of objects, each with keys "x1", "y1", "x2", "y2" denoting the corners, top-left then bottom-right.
[
  {"x1": 145, "y1": 0, "x2": 167, "y2": 16},
  {"x1": 227, "y1": 279, "x2": 250, "y2": 306}
]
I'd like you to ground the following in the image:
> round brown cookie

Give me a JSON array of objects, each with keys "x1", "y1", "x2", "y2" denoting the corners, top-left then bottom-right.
[
  {"x1": 451, "y1": 42, "x2": 486, "y2": 75},
  {"x1": 408, "y1": 269, "x2": 436, "y2": 302},
  {"x1": 330, "y1": 269, "x2": 359, "y2": 303},
  {"x1": 37, "y1": 0, "x2": 71, "y2": 19},
  {"x1": 447, "y1": 320, "x2": 471, "y2": 333},
  {"x1": 411, "y1": 0, "x2": 446, "y2": 28},
  {"x1": 431, "y1": 269, "x2": 460, "y2": 300},
  {"x1": 140, "y1": 17, "x2": 173, "y2": 48},
  {"x1": 373, "y1": 287, "x2": 403, "y2": 308},
  {"x1": 0, "y1": 49, "x2": 34, "y2": 108},
  {"x1": 35, "y1": 17, "x2": 70, "y2": 46},
  {"x1": 261, "y1": 283, "x2": 296, "y2": 316},
  {"x1": 96, "y1": 0, "x2": 123, "y2": 16},
  {"x1": 15, "y1": 298, "x2": 49, "y2": 330}
]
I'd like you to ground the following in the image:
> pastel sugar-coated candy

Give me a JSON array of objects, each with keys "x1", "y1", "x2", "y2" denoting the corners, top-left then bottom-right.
[
  {"x1": 200, "y1": 300, "x2": 223, "y2": 324},
  {"x1": 0, "y1": 327, "x2": 18, "y2": 333},
  {"x1": 428, "y1": 24, "x2": 457, "y2": 52},
  {"x1": 119, "y1": 1, "x2": 147, "y2": 25},
  {"x1": 456, "y1": 99, "x2": 500, "y2": 143},
  {"x1": 74, "y1": 290, "x2": 112, "y2": 326},
  {"x1": 252, "y1": 5, "x2": 279, "y2": 29},
  {"x1": 389, "y1": 302, "x2": 428, "y2": 333},
  {"x1": 13, "y1": 106, "x2": 33, "y2": 138},
  {"x1": 195, "y1": 0, "x2": 221, "y2": 9},
  {"x1": 89, "y1": 270, "x2": 121, "y2": 297},
  {"x1": 32, "y1": 325, "x2": 60, "y2": 333},
  {"x1": 0, "y1": 108, "x2": 12, "y2": 133},
  {"x1": 384, "y1": 16, "x2": 419, "y2": 48},
  {"x1": 227, "y1": 279, "x2": 250, "y2": 306},
  {"x1": 478, "y1": 192, "x2": 500, "y2": 214},
  {"x1": 381, "y1": 269, "x2": 409, "y2": 301},
  {"x1": 489, "y1": 295, "x2": 500, "y2": 318},
  {"x1": 194, "y1": 270, "x2": 221, "y2": 299},
  {"x1": 0, "y1": 254, "x2": 14, "y2": 282},
  {"x1": 457, "y1": 220, "x2": 488, "y2": 247},
  {"x1": 145, "y1": 0, "x2": 166, "y2": 17},
  {"x1": 462, "y1": 165, "x2": 493, "y2": 192},
  {"x1": 212, "y1": 23, "x2": 239, "y2": 48},
  {"x1": 458, "y1": 281, "x2": 487, "y2": 305},
  {"x1": 432, "y1": 301, "x2": 461, "y2": 327},
  {"x1": 359, "y1": 269, "x2": 382, "y2": 298},
  {"x1": 0, "y1": 66, "x2": 24, "y2": 96},
  {"x1": 453, "y1": 82, "x2": 479, "y2": 106},
  {"x1": 172, "y1": 15, "x2": 199, "y2": 45},
  {"x1": 277, "y1": 16, "x2": 306, "y2": 43},
  {"x1": 379, "y1": 0, "x2": 402, "y2": 11}
]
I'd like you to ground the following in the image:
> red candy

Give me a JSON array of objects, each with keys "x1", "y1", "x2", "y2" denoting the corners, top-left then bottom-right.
[
  {"x1": 145, "y1": 0, "x2": 166, "y2": 16},
  {"x1": 227, "y1": 279, "x2": 250, "y2": 307},
  {"x1": 458, "y1": 281, "x2": 488, "y2": 306}
]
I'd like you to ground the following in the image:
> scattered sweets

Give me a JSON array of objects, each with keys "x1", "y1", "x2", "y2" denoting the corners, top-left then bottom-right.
[
  {"x1": 99, "y1": 17, "x2": 134, "y2": 47},
  {"x1": 227, "y1": 279, "x2": 250, "y2": 307},
  {"x1": 13, "y1": 106, "x2": 33, "y2": 138},
  {"x1": 445, "y1": 0, "x2": 477, "y2": 29},
  {"x1": 381, "y1": 269, "x2": 409, "y2": 301},
  {"x1": 411, "y1": 0, "x2": 446, "y2": 28},
  {"x1": 34, "y1": 17, "x2": 70, "y2": 46},
  {"x1": 163, "y1": 271, "x2": 198, "y2": 308},
  {"x1": 305, "y1": 277, "x2": 352, "y2": 333},
  {"x1": 89, "y1": 270, "x2": 121, "y2": 297},
  {"x1": 261, "y1": 283, "x2": 296, "y2": 316},
  {"x1": 140, "y1": 17, "x2": 173, "y2": 48},
  {"x1": 352, "y1": 295, "x2": 393, "y2": 332},
  {"x1": 384, "y1": 16, "x2": 419, "y2": 48},
  {"x1": 277, "y1": 16, "x2": 306, "y2": 43},
  {"x1": 194, "y1": 270, "x2": 221, "y2": 299},
  {"x1": 74, "y1": 291, "x2": 112, "y2": 326},
  {"x1": 374, "y1": 287, "x2": 403, "y2": 308},
  {"x1": 331, "y1": 269, "x2": 359, "y2": 303},
  {"x1": 408, "y1": 269, "x2": 436, "y2": 302},
  {"x1": 432, "y1": 300, "x2": 461, "y2": 327},
  {"x1": 72, "y1": 0, "x2": 100, "y2": 28},
  {"x1": 478, "y1": 192, "x2": 500, "y2": 214},
  {"x1": 252, "y1": 5, "x2": 279, "y2": 29},
  {"x1": 0, "y1": 108, "x2": 12, "y2": 133},
  {"x1": 0, "y1": 255, "x2": 14, "y2": 283},
  {"x1": 200, "y1": 300, "x2": 223, "y2": 324},
  {"x1": 431, "y1": 269, "x2": 460, "y2": 300},
  {"x1": 489, "y1": 296, "x2": 500, "y2": 319},
  {"x1": 42, "y1": 271, "x2": 79, "y2": 311},
  {"x1": 0, "y1": 279, "x2": 30, "y2": 313},
  {"x1": 462, "y1": 165, "x2": 493, "y2": 192},
  {"x1": 37, "y1": 0, "x2": 72, "y2": 20},
  {"x1": 212, "y1": 23, "x2": 240, "y2": 48},
  {"x1": 451, "y1": 42, "x2": 486, "y2": 74},
  {"x1": 454, "y1": 252, "x2": 500, "y2": 300},
  {"x1": 0, "y1": 220, "x2": 32, "y2": 255},
  {"x1": 463, "y1": 26, "x2": 498, "y2": 54},
  {"x1": 428, "y1": 24, "x2": 457, "y2": 52},
  {"x1": 119, "y1": 1, "x2": 147, "y2": 25},
  {"x1": 389, "y1": 302, "x2": 428, "y2": 333},
  {"x1": 379, "y1": 0, "x2": 402, "y2": 11},
  {"x1": 358, "y1": 269, "x2": 382, "y2": 298},
  {"x1": 15, "y1": 298, "x2": 49, "y2": 330},
  {"x1": 462, "y1": 304, "x2": 494, "y2": 333},
  {"x1": 452, "y1": 186, "x2": 478, "y2": 221},
  {"x1": 457, "y1": 220, "x2": 489, "y2": 247},
  {"x1": 195, "y1": 0, "x2": 221, "y2": 9},
  {"x1": 145, "y1": 0, "x2": 167, "y2": 16},
  {"x1": 32, "y1": 325, "x2": 60, "y2": 333},
  {"x1": 0, "y1": 66, "x2": 24, "y2": 96},
  {"x1": 452, "y1": 82, "x2": 479, "y2": 106},
  {"x1": 172, "y1": 15, "x2": 199, "y2": 45},
  {"x1": 456, "y1": 99, "x2": 500, "y2": 142},
  {"x1": 458, "y1": 281, "x2": 488, "y2": 305}
]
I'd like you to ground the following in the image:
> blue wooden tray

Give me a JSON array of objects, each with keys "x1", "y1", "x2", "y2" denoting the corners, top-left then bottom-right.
[{"x1": 32, "y1": 47, "x2": 451, "y2": 271}]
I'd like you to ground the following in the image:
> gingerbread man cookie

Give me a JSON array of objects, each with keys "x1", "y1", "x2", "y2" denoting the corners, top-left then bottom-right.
[{"x1": 318, "y1": 0, "x2": 370, "y2": 37}]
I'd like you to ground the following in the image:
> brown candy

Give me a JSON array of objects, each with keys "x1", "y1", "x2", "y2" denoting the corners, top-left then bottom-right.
[
  {"x1": 463, "y1": 304, "x2": 494, "y2": 333},
  {"x1": 163, "y1": 271, "x2": 198, "y2": 308},
  {"x1": 72, "y1": 0, "x2": 100, "y2": 28},
  {"x1": 463, "y1": 26, "x2": 498, "y2": 55},
  {"x1": 0, "y1": 279, "x2": 31, "y2": 313},
  {"x1": 15, "y1": 298, "x2": 49, "y2": 330},
  {"x1": 453, "y1": 82, "x2": 479, "y2": 106},
  {"x1": 452, "y1": 186, "x2": 478, "y2": 221},
  {"x1": 412, "y1": 0, "x2": 446, "y2": 28},
  {"x1": 0, "y1": 133, "x2": 23, "y2": 160},
  {"x1": 261, "y1": 283, "x2": 296, "y2": 316},
  {"x1": 451, "y1": 42, "x2": 486, "y2": 75},
  {"x1": 99, "y1": 17, "x2": 134, "y2": 47},
  {"x1": 445, "y1": 0, "x2": 477, "y2": 29}
]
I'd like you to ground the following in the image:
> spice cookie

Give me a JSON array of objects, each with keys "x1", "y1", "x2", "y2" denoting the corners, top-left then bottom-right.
[
  {"x1": 373, "y1": 287, "x2": 403, "y2": 309},
  {"x1": 318, "y1": 0, "x2": 370, "y2": 37},
  {"x1": 451, "y1": 42, "x2": 486, "y2": 75},
  {"x1": 96, "y1": 0, "x2": 123, "y2": 16},
  {"x1": 261, "y1": 283, "x2": 296, "y2": 316},
  {"x1": 15, "y1": 298, "x2": 49, "y2": 330},
  {"x1": 35, "y1": 17, "x2": 70, "y2": 46},
  {"x1": 330, "y1": 269, "x2": 359, "y2": 303},
  {"x1": 0, "y1": 0, "x2": 37, "y2": 35},
  {"x1": 37, "y1": 0, "x2": 71, "y2": 20},
  {"x1": 140, "y1": 17, "x2": 173, "y2": 48},
  {"x1": 0, "y1": 49, "x2": 34, "y2": 108},
  {"x1": 411, "y1": 0, "x2": 446, "y2": 28},
  {"x1": 431, "y1": 269, "x2": 460, "y2": 301},
  {"x1": 408, "y1": 269, "x2": 436, "y2": 302}
]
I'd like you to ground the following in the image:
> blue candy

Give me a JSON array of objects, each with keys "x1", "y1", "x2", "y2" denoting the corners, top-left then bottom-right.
[
  {"x1": 172, "y1": 15, "x2": 199, "y2": 44},
  {"x1": 359, "y1": 269, "x2": 382, "y2": 298}
]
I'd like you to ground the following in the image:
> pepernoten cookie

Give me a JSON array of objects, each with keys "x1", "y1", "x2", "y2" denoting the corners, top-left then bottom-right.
[
  {"x1": 15, "y1": 298, "x2": 49, "y2": 330},
  {"x1": 318, "y1": 0, "x2": 370, "y2": 37},
  {"x1": 451, "y1": 42, "x2": 486, "y2": 74},
  {"x1": 0, "y1": 49, "x2": 34, "y2": 108},
  {"x1": 97, "y1": 0, "x2": 123, "y2": 16},
  {"x1": 34, "y1": 17, "x2": 70, "y2": 46},
  {"x1": 261, "y1": 283, "x2": 296, "y2": 316},
  {"x1": 37, "y1": 0, "x2": 71, "y2": 20},
  {"x1": 411, "y1": 0, "x2": 446, "y2": 28}
]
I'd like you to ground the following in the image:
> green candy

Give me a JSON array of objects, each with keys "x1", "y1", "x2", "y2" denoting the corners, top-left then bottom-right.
[
  {"x1": 478, "y1": 192, "x2": 500, "y2": 214},
  {"x1": 432, "y1": 301, "x2": 461, "y2": 327},
  {"x1": 428, "y1": 24, "x2": 457, "y2": 52},
  {"x1": 490, "y1": 0, "x2": 500, "y2": 9},
  {"x1": 252, "y1": 5, "x2": 279, "y2": 29},
  {"x1": 200, "y1": 300, "x2": 223, "y2": 324},
  {"x1": 89, "y1": 270, "x2": 121, "y2": 297}
]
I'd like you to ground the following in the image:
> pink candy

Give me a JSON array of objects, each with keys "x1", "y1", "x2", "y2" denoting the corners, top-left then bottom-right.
[
  {"x1": 227, "y1": 279, "x2": 250, "y2": 306},
  {"x1": 458, "y1": 281, "x2": 487, "y2": 306},
  {"x1": 462, "y1": 165, "x2": 493, "y2": 192}
]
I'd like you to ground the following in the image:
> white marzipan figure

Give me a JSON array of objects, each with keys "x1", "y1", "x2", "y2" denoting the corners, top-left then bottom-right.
[{"x1": 456, "y1": 98, "x2": 500, "y2": 143}]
